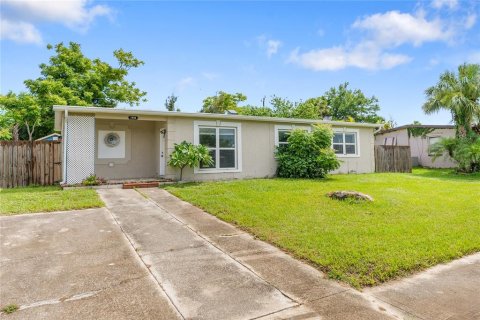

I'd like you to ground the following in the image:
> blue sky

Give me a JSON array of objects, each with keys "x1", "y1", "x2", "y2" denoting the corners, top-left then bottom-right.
[{"x1": 1, "y1": 0, "x2": 479, "y2": 125}]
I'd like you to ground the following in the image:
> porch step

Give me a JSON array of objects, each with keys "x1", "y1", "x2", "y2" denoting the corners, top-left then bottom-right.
[{"x1": 122, "y1": 182, "x2": 159, "y2": 189}]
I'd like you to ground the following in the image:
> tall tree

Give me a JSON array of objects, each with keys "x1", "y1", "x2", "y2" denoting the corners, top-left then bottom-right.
[
  {"x1": 201, "y1": 91, "x2": 247, "y2": 113},
  {"x1": 165, "y1": 94, "x2": 178, "y2": 111},
  {"x1": 269, "y1": 96, "x2": 296, "y2": 118},
  {"x1": 323, "y1": 82, "x2": 384, "y2": 123},
  {"x1": 294, "y1": 97, "x2": 329, "y2": 119},
  {"x1": 423, "y1": 63, "x2": 480, "y2": 137},
  {"x1": 15, "y1": 42, "x2": 147, "y2": 139}
]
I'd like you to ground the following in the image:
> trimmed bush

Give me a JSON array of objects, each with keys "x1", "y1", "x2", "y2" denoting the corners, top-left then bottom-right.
[{"x1": 276, "y1": 124, "x2": 340, "y2": 178}]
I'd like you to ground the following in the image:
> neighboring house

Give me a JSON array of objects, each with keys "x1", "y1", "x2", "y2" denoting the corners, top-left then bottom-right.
[
  {"x1": 53, "y1": 106, "x2": 381, "y2": 184},
  {"x1": 36, "y1": 133, "x2": 62, "y2": 141},
  {"x1": 375, "y1": 125, "x2": 456, "y2": 168}
]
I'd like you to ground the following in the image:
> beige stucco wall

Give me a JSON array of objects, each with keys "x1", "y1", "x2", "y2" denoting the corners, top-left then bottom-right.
[
  {"x1": 164, "y1": 117, "x2": 376, "y2": 181},
  {"x1": 410, "y1": 128, "x2": 456, "y2": 168},
  {"x1": 334, "y1": 127, "x2": 376, "y2": 174},
  {"x1": 95, "y1": 119, "x2": 164, "y2": 179},
  {"x1": 375, "y1": 128, "x2": 456, "y2": 168},
  {"x1": 374, "y1": 130, "x2": 409, "y2": 146}
]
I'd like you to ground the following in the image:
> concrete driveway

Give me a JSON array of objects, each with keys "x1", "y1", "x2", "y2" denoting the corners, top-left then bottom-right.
[
  {"x1": 0, "y1": 208, "x2": 180, "y2": 319},
  {"x1": 1, "y1": 188, "x2": 478, "y2": 320}
]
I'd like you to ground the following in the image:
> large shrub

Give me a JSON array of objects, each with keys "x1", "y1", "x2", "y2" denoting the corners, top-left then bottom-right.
[
  {"x1": 431, "y1": 134, "x2": 480, "y2": 173},
  {"x1": 276, "y1": 124, "x2": 340, "y2": 178}
]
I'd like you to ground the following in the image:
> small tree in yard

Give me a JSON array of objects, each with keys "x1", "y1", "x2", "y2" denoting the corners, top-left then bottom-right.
[
  {"x1": 0, "y1": 92, "x2": 42, "y2": 141},
  {"x1": 276, "y1": 125, "x2": 340, "y2": 178},
  {"x1": 168, "y1": 141, "x2": 213, "y2": 180}
]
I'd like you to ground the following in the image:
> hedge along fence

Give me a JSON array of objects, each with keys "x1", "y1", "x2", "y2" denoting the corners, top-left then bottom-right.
[{"x1": 0, "y1": 141, "x2": 62, "y2": 188}]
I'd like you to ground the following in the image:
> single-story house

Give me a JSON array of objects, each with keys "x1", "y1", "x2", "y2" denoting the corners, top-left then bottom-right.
[
  {"x1": 374, "y1": 124, "x2": 456, "y2": 168},
  {"x1": 36, "y1": 133, "x2": 62, "y2": 141},
  {"x1": 53, "y1": 106, "x2": 382, "y2": 184}
]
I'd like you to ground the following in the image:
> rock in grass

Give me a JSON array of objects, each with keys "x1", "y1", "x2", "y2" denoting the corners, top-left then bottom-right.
[{"x1": 328, "y1": 191, "x2": 373, "y2": 202}]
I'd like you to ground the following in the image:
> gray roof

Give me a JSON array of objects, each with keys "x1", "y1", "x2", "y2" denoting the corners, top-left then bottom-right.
[{"x1": 377, "y1": 124, "x2": 455, "y2": 134}]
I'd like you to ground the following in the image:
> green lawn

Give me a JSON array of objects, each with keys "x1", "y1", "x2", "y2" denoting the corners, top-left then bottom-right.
[
  {"x1": 165, "y1": 168, "x2": 480, "y2": 288},
  {"x1": 0, "y1": 186, "x2": 104, "y2": 215}
]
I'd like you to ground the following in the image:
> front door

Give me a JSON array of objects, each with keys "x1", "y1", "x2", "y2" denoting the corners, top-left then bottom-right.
[{"x1": 159, "y1": 129, "x2": 166, "y2": 176}]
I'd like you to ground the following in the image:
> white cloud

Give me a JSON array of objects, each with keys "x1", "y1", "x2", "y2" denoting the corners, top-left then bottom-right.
[
  {"x1": 1, "y1": 0, "x2": 112, "y2": 44},
  {"x1": 3, "y1": 0, "x2": 112, "y2": 31},
  {"x1": 288, "y1": 44, "x2": 412, "y2": 71},
  {"x1": 175, "y1": 77, "x2": 195, "y2": 92},
  {"x1": 288, "y1": 7, "x2": 476, "y2": 72},
  {"x1": 266, "y1": 40, "x2": 282, "y2": 58},
  {"x1": 352, "y1": 10, "x2": 453, "y2": 47},
  {"x1": 464, "y1": 13, "x2": 477, "y2": 29},
  {"x1": 0, "y1": 18, "x2": 42, "y2": 44},
  {"x1": 431, "y1": 0, "x2": 458, "y2": 10},
  {"x1": 256, "y1": 35, "x2": 282, "y2": 57}
]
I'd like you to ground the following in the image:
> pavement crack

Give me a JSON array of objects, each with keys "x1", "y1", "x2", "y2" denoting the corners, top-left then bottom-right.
[
  {"x1": 139, "y1": 244, "x2": 206, "y2": 258},
  {"x1": 305, "y1": 288, "x2": 350, "y2": 303},
  {"x1": 17, "y1": 290, "x2": 101, "y2": 312}
]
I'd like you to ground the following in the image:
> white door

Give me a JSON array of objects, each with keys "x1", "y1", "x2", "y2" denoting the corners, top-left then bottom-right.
[{"x1": 159, "y1": 129, "x2": 166, "y2": 176}]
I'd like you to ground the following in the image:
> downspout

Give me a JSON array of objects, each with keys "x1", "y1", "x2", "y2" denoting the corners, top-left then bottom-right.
[{"x1": 61, "y1": 109, "x2": 68, "y2": 185}]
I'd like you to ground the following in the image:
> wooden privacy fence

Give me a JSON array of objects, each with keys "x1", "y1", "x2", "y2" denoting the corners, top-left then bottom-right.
[
  {"x1": 375, "y1": 145, "x2": 412, "y2": 173},
  {"x1": 0, "y1": 141, "x2": 62, "y2": 188}
]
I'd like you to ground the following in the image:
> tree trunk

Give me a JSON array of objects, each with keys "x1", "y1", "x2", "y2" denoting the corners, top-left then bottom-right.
[
  {"x1": 12, "y1": 124, "x2": 19, "y2": 141},
  {"x1": 25, "y1": 121, "x2": 35, "y2": 141},
  {"x1": 179, "y1": 166, "x2": 185, "y2": 181}
]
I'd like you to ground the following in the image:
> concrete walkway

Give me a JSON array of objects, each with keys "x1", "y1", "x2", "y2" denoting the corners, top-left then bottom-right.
[
  {"x1": 365, "y1": 253, "x2": 480, "y2": 320},
  {"x1": 99, "y1": 188, "x2": 397, "y2": 320}
]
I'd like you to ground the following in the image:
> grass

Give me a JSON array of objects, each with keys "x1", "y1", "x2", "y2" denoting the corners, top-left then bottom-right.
[
  {"x1": 1, "y1": 304, "x2": 19, "y2": 314},
  {"x1": 0, "y1": 186, "x2": 104, "y2": 216},
  {"x1": 165, "y1": 168, "x2": 480, "y2": 288}
]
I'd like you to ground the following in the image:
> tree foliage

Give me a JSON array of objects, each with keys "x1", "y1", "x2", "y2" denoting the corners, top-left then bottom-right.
[
  {"x1": 423, "y1": 63, "x2": 480, "y2": 137},
  {"x1": 168, "y1": 141, "x2": 213, "y2": 180},
  {"x1": 165, "y1": 94, "x2": 179, "y2": 112},
  {"x1": 0, "y1": 42, "x2": 147, "y2": 140},
  {"x1": 0, "y1": 92, "x2": 43, "y2": 141},
  {"x1": 430, "y1": 134, "x2": 480, "y2": 173},
  {"x1": 407, "y1": 121, "x2": 435, "y2": 138},
  {"x1": 25, "y1": 42, "x2": 147, "y2": 108},
  {"x1": 323, "y1": 82, "x2": 383, "y2": 123},
  {"x1": 234, "y1": 83, "x2": 384, "y2": 123},
  {"x1": 276, "y1": 125, "x2": 340, "y2": 178},
  {"x1": 200, "y1": 91, "x2": 247, "y2": 113}
]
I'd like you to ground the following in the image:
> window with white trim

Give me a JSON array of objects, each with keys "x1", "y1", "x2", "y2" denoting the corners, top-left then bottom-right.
[
  {"x1": 198, "y1": 126, "x2": 238, "y2": 170},
  {"x1": 274, "y1": 125, "x2": 311, "y2": 149},
  {"x1": 277, "y1": 129, "x2": 290, "y2": 150},
  {"x1": 333, "y1": 131, "x2": 358, "y2": 156}
]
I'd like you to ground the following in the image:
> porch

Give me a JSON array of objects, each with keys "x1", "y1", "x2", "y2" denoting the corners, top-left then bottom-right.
[{"x1": 62, "y1": 114, "x2": 169, "y2": 185}]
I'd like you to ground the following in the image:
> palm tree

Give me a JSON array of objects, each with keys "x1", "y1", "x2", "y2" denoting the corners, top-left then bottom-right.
[{"x1": 423, "y1": 63, "x2": 480, "y2": 137}]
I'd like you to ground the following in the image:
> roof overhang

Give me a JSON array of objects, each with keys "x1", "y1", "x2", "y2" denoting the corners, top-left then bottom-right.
[
  {"x1": 53, "y1": 105, "x2": 383, "y2": 129},
  {"x1": 376, "y1": 124, "x2": 456, "y2": 135}
]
